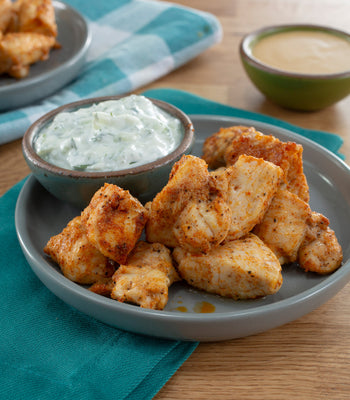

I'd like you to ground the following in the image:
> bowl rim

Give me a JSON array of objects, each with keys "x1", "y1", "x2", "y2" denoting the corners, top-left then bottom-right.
[
  {"x1": 240, "y1": 23, "x2": 350, "y2": 79},
  {"x1": 22, "y1": 95, "x2": 194, "y2": 179}
]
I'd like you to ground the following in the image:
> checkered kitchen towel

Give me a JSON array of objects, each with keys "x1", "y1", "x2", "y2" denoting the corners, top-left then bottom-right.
[{"x1": 0, "y1": 0, "x2": 222, "y2": 144}]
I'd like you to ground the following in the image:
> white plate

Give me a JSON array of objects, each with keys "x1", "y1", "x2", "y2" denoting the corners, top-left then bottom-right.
[
  {"x1": 15, "y1": 115, "x2": 350, "y2": 341},
  {"x1": 0, "y1": 1, "x2": 91, "y2": 111}
]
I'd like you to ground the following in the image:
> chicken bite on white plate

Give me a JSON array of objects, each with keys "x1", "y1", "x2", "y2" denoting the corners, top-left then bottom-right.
[
  {"x1": 81, "y1": 183, "x2": 148, "y2": 264},
  {"x1": 173, "y1": 233, "x2": 282, "y2": 300},
  {"x1": 111, "y1": 241, "x2": 180, "y2": 310},
  {"x1": 44, "y1": 216, "x2": 116, "y2": 284}
]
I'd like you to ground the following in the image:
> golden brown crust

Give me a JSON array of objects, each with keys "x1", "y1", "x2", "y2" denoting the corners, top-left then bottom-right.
[
  {"x1": 16, "y1": 0, "x2": 57, "y2": 37},
  {"x1": 173, "y1": 233, "x2": 283, "y2": 300},
  {"x1": 0, "y1": 32, "x2": 55, "y2": 78},
  {"x1": 298, "y1": 212, "x2": 343, "y2": 274},
  {"x1": 81, "y1": 183, "x2": 148, "y2": 264},
  {"x1": 202, "y1": 126, "x2": 256, "y2": 170},
  {"x1": 0, "y1": 0, "x2": 57, "y2": 78},
  {"x1": 146, "y1": 155, "x2": 232, "y2": 254},
  {"x1": 202, "y1": 125, "x2": 310, "y2": 203},
  {"x1": 44, "y1": 216, "x2": 116, "y2": 284},
  {"x1": 111, "y1": 241, "x2": 179, "y2": 310},
  {"x1": 254, "y1": 189, "x2": 312, "y2": 264}
]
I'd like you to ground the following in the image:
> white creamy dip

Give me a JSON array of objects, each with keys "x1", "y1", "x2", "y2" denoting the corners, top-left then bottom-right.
[{"x1": 35, "y1": 95, "x2": 184, "y2": 172}]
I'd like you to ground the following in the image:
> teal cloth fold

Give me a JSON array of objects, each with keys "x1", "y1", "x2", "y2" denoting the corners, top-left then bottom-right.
[
  {"x1": 142, "y1": 88, "x2": 344, "y2": 159},
  {"x1": 0, "y1": 89, "x2": 345, "y2": 400}
]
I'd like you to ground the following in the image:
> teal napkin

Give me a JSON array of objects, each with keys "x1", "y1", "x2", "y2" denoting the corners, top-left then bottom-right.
[
  {"x1": 0, "y1": 0, "x2": 222, "y2": 144},
  {"x1": 0, "y1": 90, "x2": 344, "y2": 400},
  {"x1": 0, "y1": 181, "x2": 196, "y2": 400}
]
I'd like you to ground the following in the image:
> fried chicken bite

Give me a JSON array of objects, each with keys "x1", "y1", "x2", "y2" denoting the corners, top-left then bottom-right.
[
  {"x1": 146, "y1": 155, "x2": 232, "y2": 254},
  {"x1": 0, "y1": 0, "x2": 58, "y2": 78},
  {"x1": 0, "y1": 0, "x2": 13, "y2": 33},
  {"x1": 15, "y1": 0, "x2": 57, "y2": 37},
  {"x1": 0, "y1": 31, "x2": 55, "y2": 78},
  {"x1": 298, "y1": 212, "x2": 343, "y2": 274},
  {"x1": 202, "y1": 126, "x2": 309, "y2": 203},
  {"x1": 44, "y1": 216, "x2": 116, "y2": 284},
  {"x1": 253, "y1": 189, "x2": 312, "y2": 265},
  {"x1": 89, "y1": 278, "x2": 115, "y2": 297},
  {"x1": 81, "y1": 183, "x2": 148, "y2": 265},
  {"x1": 173, "y1": 233, "x2": 282, "y2": 300},
  {"x1": 213, "y1": 154, "x2": 283, "y2": 241},
  {"x1": 111, "y1": 241, "x2": 180, "y2": 310},
  {"x1": 202, "y1": 126, "x2": 256, "y2": 170}
]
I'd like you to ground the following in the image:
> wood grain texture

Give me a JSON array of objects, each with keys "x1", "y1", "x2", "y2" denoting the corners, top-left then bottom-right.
[{"x1": 1, "y1": 1, "x2": 350, "y2": 399}]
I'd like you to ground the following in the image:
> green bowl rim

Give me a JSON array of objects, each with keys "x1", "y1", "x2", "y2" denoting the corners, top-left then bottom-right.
[{"x1": 240, "y1": 24, "x2": 350, "y2": 79}]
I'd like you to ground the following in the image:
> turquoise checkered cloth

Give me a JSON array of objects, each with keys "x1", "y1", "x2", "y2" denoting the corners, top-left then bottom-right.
[{"x1": 0, "y1": 0, "x2": 222, "y2": 144}]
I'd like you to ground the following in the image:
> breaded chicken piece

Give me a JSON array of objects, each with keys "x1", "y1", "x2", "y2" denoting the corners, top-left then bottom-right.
[
  {"x1": 16, "y1": 0, "x2": 57, "y2": 37},
  {"x1": 81, "y1": 183, "x2": 148, "y2": 264},
  {"x1": 0, "y1": 0, "x2": 13, "y2": 33},
  {"x1": 0, "y1": 32, "x2": 55, "y2": 78},
  {"x1": 213, "y1": 154, "x2": 283, "y2": 241},
  {"x1": 202, "y1": 126, "x2": 309, "y2": 203},
  {"x1": 44, "y1": 216, "x2": 116, "y2": 284},
  {"x1": 202, "y1": 126, "x2": 256, "y2": 170},
  {"x1": 298, "y1": 212, "x2": 343, "y2": 274},
  {"x1": 254, "y1": 189, "x2": 312, "y2": 265},
  {"x1": 146, "y1": 155, "x2": 232, "y2": 254},
  {"x1": 89, "y1": 278, "x2": 115, "y2": 297},
  {"x1": 173, "y1": 233, "x2": 282, "y2": 300},
  {"x1": 111, "y1": 241, "x2": 180, "y2": 310}
]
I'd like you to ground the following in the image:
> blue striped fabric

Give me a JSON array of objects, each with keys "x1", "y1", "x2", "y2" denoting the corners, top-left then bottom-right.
[{"x1": 0, "y1": 0, "x2": 222, "y2": 144}]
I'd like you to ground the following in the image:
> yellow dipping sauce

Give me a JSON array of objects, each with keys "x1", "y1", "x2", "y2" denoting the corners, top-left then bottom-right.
[{"x1": 252, "y1": 30, "x2": 350, "y2": 75}]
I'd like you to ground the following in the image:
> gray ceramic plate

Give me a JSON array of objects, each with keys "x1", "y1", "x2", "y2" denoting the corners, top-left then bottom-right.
[
  {"x1": 0, "y1": 1, "x2": 91, "y2": 111},
  {"x1": 15, "y1": 116, "x2": 350, "y2": 342}
]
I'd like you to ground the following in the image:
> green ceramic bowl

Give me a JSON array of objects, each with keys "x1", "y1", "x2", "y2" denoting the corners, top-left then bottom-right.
[
  {"x1": 22, "y1": 95, "x2": 194, "y2": 209},
  {"x1": 240, "y1": 24, "x2": 350, "y2": 111}
]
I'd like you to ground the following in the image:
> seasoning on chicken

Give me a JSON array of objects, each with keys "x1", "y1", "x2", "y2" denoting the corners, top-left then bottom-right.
[
  {"x1": 0, "y1": 0, "x2": 58, "y2": 78},
  {"x1": 298, "y1": 212, "x2": 343, "y2": 274},
  {"x1": 44, "y1": 216, "x2": 116, "y2": 284},
  {"x1": 0, "y1": 32, "x2": 55, "y2": 78},
  {"x1": 0, "y1": 0, "x2": 13, "y2": 33},
  {"x1": 89, "y1": 278, "x2": 115, "y2": 297},
  {"x1": 202, "y1": 126, "x2": 256, "y2": 170},
  {"x1": 254, "y1": 189, "x2": 312, "y2": 265},
  {"x1": 213, "y1": 154, "x2": 283, "y2": 241},
  {"x1": 173, "y1": 233, "x2": 282, "y2": 300},
  {"x1": 111, "y1": 241, "x2": 180, "y2": 310},
  {"x1": 202, "y1": 126, "x2": 310, "y2": 203},
  {"x1": 15, "y1": 0, "x2": 57, "y2": 37},
  {"x1": 146, "y1": 154, "x2": 232, "y2": 254},
  {"x1": 81, "y1": 183, "x2": 148, "y2": 264}
]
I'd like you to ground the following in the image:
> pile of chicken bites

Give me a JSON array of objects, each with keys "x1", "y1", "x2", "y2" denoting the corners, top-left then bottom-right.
[
  {"x1": 0, "y1": 0, "x2": 58, "y2": 79},
  {"x1": 44, "y1": 126, "x2": 343, "y2": 310}
]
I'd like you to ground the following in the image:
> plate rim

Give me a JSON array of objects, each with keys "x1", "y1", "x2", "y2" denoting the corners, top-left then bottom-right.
[{"x1": 15, "y1": 114, "x2": 350, "y2": 339}]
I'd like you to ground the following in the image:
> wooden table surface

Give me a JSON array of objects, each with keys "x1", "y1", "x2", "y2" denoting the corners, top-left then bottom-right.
[{"x1": 1, "y1": 0, "x2": 350, "y2": 399}]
